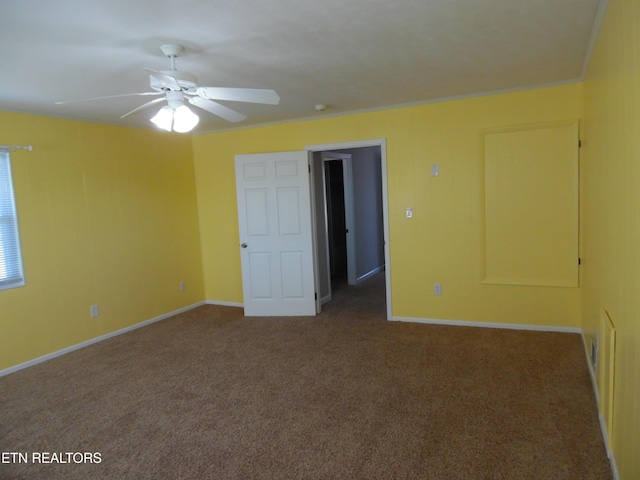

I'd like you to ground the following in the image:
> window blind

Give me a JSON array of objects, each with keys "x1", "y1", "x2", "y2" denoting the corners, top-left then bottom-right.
[{"x1": 0, "y1": 150, "x2": 24, "y2": 290}]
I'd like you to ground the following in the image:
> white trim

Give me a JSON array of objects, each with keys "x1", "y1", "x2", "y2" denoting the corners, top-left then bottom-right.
[
  {"x1": 390, "y1": 316, "x2": 582, "y2": 333},
  {"x1": 601, "y1": 409, "x2": 620, "y2": 480},
  {"x1": 310, "y1": 151, "x2": 326, "y2": 313},
  {"x1": 205, "y1": 299, "x2": 243, "y2": 308},
  {"x1": 0, "y1": 302, "x2": 205, "y2": 378},
  {"x1": 306, "y1": 138, "x2": 386, "y2": 153},
  {"x1": 609, "y1": 451, "x2": 620, "y2": 480},
  {"x1": 306, "y1": 138, "x2": 392, "y2": 320},
  {"x1": 598, "y1": 412, "x2": 612, "y2": 459},
  {"x1": 342, "y1": 156, "x2": 357, "y2": 286},
  {"x1": 579, "y1": 0, "x2": 610, "y2": 80},
  {"x1": 356, "y1": 265, "x2": 384, "y2": 284},
  {"x1": 317, "y1": 151, "x2": 355, "y2": 293},
  {"x1": 194, "y1": 80, "x2": 583, "y2": 136},
  {"x1": 0, "y1": 144, "x2": 32, "y2": 152}
]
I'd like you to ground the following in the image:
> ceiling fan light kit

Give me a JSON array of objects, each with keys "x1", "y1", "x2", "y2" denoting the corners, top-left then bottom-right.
[
  {"x1": 56, "y1": 44, "x2": 281, "y2": 132},
  {"x1": 150, "y1": 106, "x2": 174, "y2": 131},
  {"x1": 150, "y1": 90, "x2": 200, "y2": 133},
  {"x1": 172, "y1": 105, "x2": 200, "y2": 133},
  {"x1": 150, "y1": 104, "x2": 200, "y2": 133}
]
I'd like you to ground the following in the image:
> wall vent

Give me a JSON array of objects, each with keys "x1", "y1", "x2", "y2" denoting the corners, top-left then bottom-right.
[{"x1": 590, "y1": 336, "x2": 598, "y2": 371}]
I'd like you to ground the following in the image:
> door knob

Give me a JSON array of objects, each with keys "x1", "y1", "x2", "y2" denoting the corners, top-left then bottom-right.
[{"x1": 241, "y1": 243, "x2": 248, "y2": 248}]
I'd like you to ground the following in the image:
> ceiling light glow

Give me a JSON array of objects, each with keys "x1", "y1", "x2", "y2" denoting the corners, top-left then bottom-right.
[
  {"x1": 150, "y1": 106, "x2": 174, "y2": 132},
  {"x1": 172, "y1": 105, "x2": 200, "y2": 133},
  {"x1": 150, "y1": 104, "x2": 199, "y2": 133}
]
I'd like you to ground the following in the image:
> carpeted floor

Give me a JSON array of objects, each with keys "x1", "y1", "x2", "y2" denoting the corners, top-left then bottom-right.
[{"x1": 0, "y1": 274, "x2": 612, "y2": 479}]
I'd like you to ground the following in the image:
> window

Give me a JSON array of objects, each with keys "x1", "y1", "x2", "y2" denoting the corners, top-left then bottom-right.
[{"x1": 0, "y1": 149, "x2": 24, "y2": 290}]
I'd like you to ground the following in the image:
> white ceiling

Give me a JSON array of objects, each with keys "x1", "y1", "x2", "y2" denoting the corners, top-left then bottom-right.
[{"x1": 0, "y1": 0, "x2": 606, "y2": 134}]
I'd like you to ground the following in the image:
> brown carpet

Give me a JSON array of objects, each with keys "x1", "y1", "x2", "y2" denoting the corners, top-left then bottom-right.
[{"x1": 0, "y1": 274, "x2": 612, "y2": 479}]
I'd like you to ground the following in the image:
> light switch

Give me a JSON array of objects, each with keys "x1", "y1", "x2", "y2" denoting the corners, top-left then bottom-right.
[
  {"x1": 405, "y1": 207, "x2": 413, "y2": 218},
  {"x1": 431, "y1": 164, "x2": 440, "y2": 177}
]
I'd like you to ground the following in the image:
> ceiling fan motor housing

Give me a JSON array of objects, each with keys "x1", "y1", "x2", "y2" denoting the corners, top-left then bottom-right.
[
  {"x1": 150, "y1": 70, "x2": 198, "y2": 91},
  {"x1": 165, "y1": 90, "x2": 187, "y2": 109}
]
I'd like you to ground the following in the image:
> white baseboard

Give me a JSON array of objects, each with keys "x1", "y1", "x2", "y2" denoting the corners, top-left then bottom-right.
[
  {"x1": 0, "y1": 301, "x2": 205, "y2": 378},
  {"x1": 391, "y1": 316, "x2": 582, "y2": 333},
  {"x1": 356, "y1": 265, "x2": 384, "y2": 284},
  {"x1": 205, "y1": 300, "x2": 243, "y2": 308},
  {"x1": 609, "y1": 452, "x2": 620, "y2": 480}
]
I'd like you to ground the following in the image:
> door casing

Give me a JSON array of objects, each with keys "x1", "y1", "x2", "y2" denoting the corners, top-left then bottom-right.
[{"x1": 306, "y1": 139, "x2": 391, "y2": 319}]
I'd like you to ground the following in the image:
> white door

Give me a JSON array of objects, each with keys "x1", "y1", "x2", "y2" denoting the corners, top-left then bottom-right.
[{"x1": 235, "y1": 151, "x2": 316, "y2": 316}]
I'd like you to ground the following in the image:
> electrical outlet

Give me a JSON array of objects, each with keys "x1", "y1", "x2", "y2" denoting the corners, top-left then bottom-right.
[
  {"x1": 179, "y1": 281, "x2": 185, "y2": 292},
  {"x1": 90, "y1": 305, "x2": 99, "y2": 318},
  {"x1": 434, "y1": 283, "x2": 442, "y2": 296}
]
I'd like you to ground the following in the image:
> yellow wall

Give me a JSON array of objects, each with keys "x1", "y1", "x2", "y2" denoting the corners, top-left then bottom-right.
[
  {"x1": 193, "y1": 83, "x2": 582, "y2": 328},
  {"x1": 0, "y1": 111, "x2": 204, "y2": 371},
  {"x1": 582, "y1": 0, "x2": 640, "y2": 477}
]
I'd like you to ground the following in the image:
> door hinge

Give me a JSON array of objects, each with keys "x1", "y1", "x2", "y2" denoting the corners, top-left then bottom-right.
[
  {"x1": 308, "y1": 163, "x2": 311, "y2": 173},
  {"x1": 315, "y1": 292, "x2": 317, "y2": 300},
  {"x1": 578, "y1": 257, "x2": 582, "y2": 265},
  {"x1": 578, "y1": 140, "x2": 582, "y2": 148}
]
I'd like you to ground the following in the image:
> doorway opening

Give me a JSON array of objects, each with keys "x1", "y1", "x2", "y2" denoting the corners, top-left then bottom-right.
[
  {"x1": 307, "y1": 139, "x2": 391, "y2": 319},
  {"x1": 324, "y1": 157, "x2": 349, "y2": 284}
]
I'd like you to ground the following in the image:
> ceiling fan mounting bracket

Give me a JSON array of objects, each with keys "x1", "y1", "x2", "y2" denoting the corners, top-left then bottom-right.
[
  {"x1": 150, "y1": 44, "x2": 198, "y2": 92},
  {"x1": 160, "y1": 44, "x2": 184, "y2": 58}
]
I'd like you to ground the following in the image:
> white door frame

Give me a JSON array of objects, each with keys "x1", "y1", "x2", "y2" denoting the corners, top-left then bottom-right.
[{"x1": 306, "y1": 139, "x2": 392, "y2": 320}]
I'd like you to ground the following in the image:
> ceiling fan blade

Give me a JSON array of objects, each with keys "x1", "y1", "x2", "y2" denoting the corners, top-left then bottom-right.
[
  {"x1": 196, "y1": 87, "x2": 280, "y2": 105},
  {"x1": 120, "y1": 97, "x2": 166, "y2": 119},
  {"x1": 188, "y1": 97, "x2": 247, "y2": 123},
  {"x1": 55, "y1": 91, "x2": 162, "y2": 105},
  {"x1": 145, "y1": 68, "x2": 181, "y2": 90}
]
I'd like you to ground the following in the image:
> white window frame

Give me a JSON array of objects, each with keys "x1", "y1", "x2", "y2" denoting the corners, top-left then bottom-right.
[{"x1": 0, "y1": 149, "x2": 25, "y2": 290}]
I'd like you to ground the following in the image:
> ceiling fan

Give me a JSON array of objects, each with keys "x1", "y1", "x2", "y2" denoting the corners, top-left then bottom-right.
[{"x1": 56, "y1": 44, "x2": 280, "y2": 132}]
